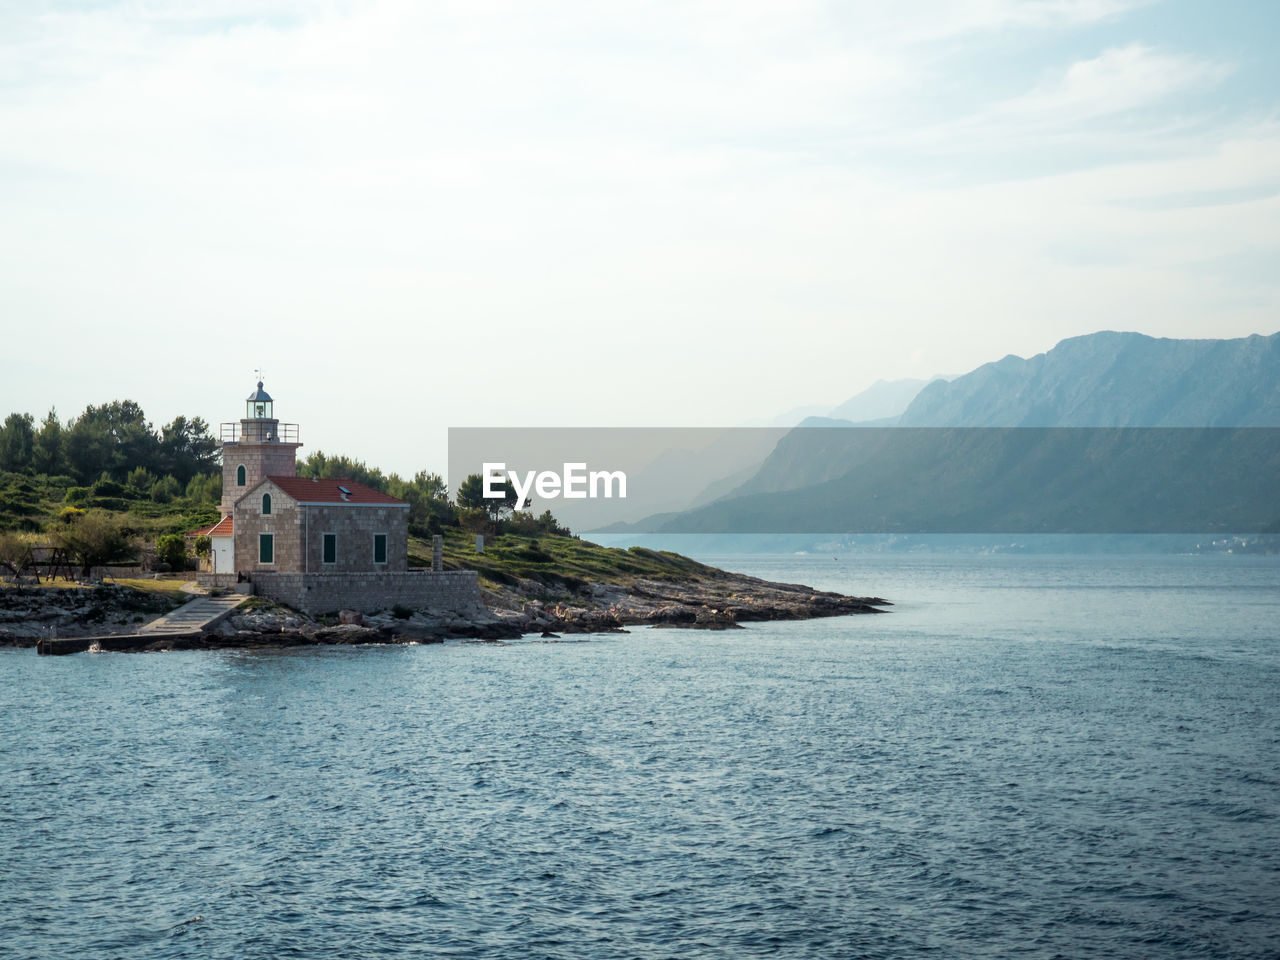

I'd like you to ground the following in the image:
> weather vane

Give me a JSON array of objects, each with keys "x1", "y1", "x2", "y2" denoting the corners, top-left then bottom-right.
[{"x1": 254, "y1": 366, "x2": 266, "y2": 383}]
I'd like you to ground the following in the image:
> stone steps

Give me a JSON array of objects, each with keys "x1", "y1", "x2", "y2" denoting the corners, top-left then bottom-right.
[{"x1": 136, "y1": 594, "x2": 249, "y2": 634}]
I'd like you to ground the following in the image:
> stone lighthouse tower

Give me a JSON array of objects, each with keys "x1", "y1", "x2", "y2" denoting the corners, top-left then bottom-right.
[{"x1": 219, "y1": 381, "x2": 303, "y2": 517}]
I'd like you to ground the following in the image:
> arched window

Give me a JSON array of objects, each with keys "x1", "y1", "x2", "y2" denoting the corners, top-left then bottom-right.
[
  {"x1": 262, "y1": 493, "x2": 272, "y2": 515},
  {"x1": 236, "y1": 465, "x2": 246, "y2": 486}
]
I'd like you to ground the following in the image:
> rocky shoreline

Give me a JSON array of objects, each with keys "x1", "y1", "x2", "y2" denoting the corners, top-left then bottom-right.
[{"x1": 1, "y1": 568, "x2": 890, "y2": 653}]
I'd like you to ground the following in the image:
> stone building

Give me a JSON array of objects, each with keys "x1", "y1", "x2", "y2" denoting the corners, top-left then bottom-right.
[
  {"x1": 194, "y1": 381, "x2": 478, "y2": 615},
  {"x1": 231, "y1": 475, "x2": 410, "y2": 575}
]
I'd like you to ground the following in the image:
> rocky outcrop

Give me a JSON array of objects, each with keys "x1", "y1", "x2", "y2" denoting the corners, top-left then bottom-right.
[
  {"x1": 0, "y1": 584, "x2": 184, "y2": 647},
  {"x1": 480, "y1": 569, "x2": 889, "y2": 636},
  {"x1": 9, "y1": 565, "x2": 890, "y2": 653}
]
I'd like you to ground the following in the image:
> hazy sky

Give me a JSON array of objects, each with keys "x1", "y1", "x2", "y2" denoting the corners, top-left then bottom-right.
[{"x1": 2, "y1": 0, "x2": 1277, "y2": 476}]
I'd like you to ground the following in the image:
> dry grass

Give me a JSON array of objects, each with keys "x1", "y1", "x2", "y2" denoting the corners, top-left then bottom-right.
[{"x1": 103, "y1": 576, "x2": 192, "y2": 597}]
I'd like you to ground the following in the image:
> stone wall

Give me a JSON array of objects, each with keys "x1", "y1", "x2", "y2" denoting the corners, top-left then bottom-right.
[
  {"x1": 197, "y1": 573, "x2": 239, "y2": 589},
  {"x1": 300, "y1": 502, "x2": 410, "y2": 572},
  {"x1": 251, "y1": 570, "x2": 480, "y2": 615}
]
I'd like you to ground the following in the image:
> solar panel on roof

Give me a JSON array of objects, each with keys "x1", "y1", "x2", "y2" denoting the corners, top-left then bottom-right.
[{"x1": 338, "y1": 486, "x2": 351, "y2": 494}]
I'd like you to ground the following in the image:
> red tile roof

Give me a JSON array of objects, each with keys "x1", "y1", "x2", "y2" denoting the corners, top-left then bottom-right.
[
  {"x1": 185, "y1": 519, "x2": 232, "y2": 542},
  {"x1": 266, "y1": 476, "x2": 406, "y2": 505},
  {"x1": 186, "y1": 516, "x2": 233, "y2": 537}
]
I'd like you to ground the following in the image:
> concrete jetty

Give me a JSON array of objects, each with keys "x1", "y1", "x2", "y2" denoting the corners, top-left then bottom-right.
[{"x1": 36, "y1": 594, "x2": 249, "y2": 655}]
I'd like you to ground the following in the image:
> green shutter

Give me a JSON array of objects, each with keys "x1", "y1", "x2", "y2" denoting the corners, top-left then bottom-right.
[
  {"x1": 323, "y1": 533, "x2": 336, "y2": 564},
  {"x1": 262, "y1": 493, "x2": 271, "y2": 515},
  {"x1": 237, "y1": 465, "x2": 246, "y2": 486},
  {"x1": 373, "y1": 534, "x2": 387, "y2": 564},
  {"x1": 259, "y1": 534, "x2": 273, "y2": 564}
]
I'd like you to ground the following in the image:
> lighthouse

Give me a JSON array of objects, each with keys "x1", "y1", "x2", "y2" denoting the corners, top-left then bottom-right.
[
  {"x1": 193, "y1": 379, "x2": 477, "y2": 616},
  {"x1": 218, "y1": 381, "x2": 303, "y2": 518}
]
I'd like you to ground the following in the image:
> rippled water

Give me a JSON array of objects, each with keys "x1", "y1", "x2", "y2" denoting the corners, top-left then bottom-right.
[{"x1": 2, "y1": 554, "x2": 1278, "y2": 959}]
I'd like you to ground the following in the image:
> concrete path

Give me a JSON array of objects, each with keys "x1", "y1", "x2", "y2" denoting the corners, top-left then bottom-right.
[{"x1": 137, "y1": 594, "x2": 249, "y2": 635}]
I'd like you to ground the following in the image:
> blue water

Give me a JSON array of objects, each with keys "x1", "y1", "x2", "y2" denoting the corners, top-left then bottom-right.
[{"x1": 2, "y1": 554, "x2": 1278, "y2": 959}]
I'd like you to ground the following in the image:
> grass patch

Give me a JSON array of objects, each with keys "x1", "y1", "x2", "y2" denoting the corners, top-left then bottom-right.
[
  {"x1": 1, "y1": 577, "x2": 89, "y2": 591},
  {"x1": 239, "y1": 595, "x2": 291, "y2": 614},
  {"x1": 105, "y1": 577, "x2": 191, "y2": 597},
  {"x1": 409, "y1": 528, "x2": 714, "y2": 591}
]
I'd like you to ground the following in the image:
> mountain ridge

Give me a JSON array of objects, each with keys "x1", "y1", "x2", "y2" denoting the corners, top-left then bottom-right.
[
  {"x1": 611, "y1": 329, "x2": 1280, "y2": 535},
  {"x1": 898, "y1": 330, "x2": 1280, "y2": 427}
]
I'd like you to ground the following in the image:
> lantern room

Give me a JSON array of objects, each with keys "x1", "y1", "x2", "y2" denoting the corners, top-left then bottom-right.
[{"x1": 247, "y1": 381, "x2": 274, "y2": 420}]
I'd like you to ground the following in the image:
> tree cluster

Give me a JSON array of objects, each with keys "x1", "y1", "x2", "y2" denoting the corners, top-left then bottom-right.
[
  {"x1": 454, "y1": 473, "x2": 570, "y2": 536},
  {"x1": 49, "y1": 512, "x2": 136, "y2": 578},
  {"x1": 0, "y1": 402, "x2": 219, "y2": 485}
]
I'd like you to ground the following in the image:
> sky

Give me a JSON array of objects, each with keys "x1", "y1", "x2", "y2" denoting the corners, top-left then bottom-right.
[{"x1": 2, "y1": 0, "x2": 1277, "y2": 476}]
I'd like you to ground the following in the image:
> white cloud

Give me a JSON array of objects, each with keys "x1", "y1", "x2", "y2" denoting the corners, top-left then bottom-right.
[{"x1": 993, "y1": 43, "x2": 1230, "y2": 121}]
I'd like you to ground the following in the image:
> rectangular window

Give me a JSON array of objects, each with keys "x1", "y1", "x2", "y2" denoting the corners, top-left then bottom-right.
[
  {"x1": 322, "y1": 533, "x2": 336, "y2": 565},
  {"x1": 373, "y1": 533, "x2": 387, "y2": 564},
  {"x1": 259, "y1": 533, "x2": 274, "y2": 564}
]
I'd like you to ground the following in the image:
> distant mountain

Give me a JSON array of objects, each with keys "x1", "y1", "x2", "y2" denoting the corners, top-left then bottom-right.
[
  {"x1": 743, "y1": 377, "x2": 945, "y2": 431},
  {"x1": 794, "y1": 415, "x2": 887, "y2": 428},
  {"x1": 899, "y1": 331, "x2": 1280, "y2": 427},
  {"x1": 612, "y1": 330, "x2": 1280, "y2": 535},
  {"x1": 639, "y1": 427, "x2": 1280, "y2": 534},
  {"x1": 720, "y1": 380, "x2": 939, "y2": 494},
  {"x1": 739, "y1": 405, "x2": 833, "y2": 428},
  {"x1": 828, "y1": 377, "x2": 943, "y2": 423}
]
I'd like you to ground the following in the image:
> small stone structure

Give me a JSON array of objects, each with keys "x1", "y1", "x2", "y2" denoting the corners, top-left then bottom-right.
[
  {"x1": 187, "y1": 516, "x2": 233, "y2": 576},
  {"x1": 194, "y1": 381, "x2": 479, "y2": 616}
]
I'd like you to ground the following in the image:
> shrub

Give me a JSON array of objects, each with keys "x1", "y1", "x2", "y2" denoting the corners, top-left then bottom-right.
[
  {"x1": 126, "y1": 466, "x2": 155, "y2": 495},
  {"x1": 185, "y1": 473, "x2": 221, "y2": 503},
  {"x1": 536, "y1": 510, "x2": 571, "y2": 536},
  {"x1": 150, "y1": 475, "x2": 181, "y2": 503},
  {"x1": 39, "y1": 475, "x2": 75, "y2": 501},
  {"x1": 506, "y1": 509, "x2": 572, "y2": 538},
  {"x1": 0, "y1": 474, "x2": 41, "y2": 519},
  {"x1": 57, "y1": 505, "x2": 85, "y2": 524},
  {"x1": 391, "y1": 604, "x2": 414, "y2": 620},
  {"x1": 89, "y1": 497, "x2": 130, "y2": 512},
  {"x1": 505, "y1": 511, "x2": 538, "y2": 536},
  {"x1": 50, "y1": 512, "x2": 135, "y2": 578},
  {"x1": 457, "y1": 506, "x2": 493, "y2": 534},
  {"x1": 91, "y1": 475, "x2": 126, "y2": 498},
  {"x1": 0, "y1": 531, "x2": 33, "y2": 577},
  {"x1": 155, "y1": 533, "x2": 188, "y2": 570}
]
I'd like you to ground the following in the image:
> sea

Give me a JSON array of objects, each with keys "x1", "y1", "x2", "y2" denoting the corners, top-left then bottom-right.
[{"x1": 1, "y1": 553, "x2": 1277, "y2": 959}]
